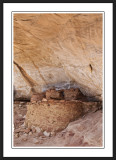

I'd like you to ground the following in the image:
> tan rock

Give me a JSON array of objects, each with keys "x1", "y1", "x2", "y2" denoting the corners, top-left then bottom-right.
[
  {"x1": 29, "y1": 131, "x2": 33, "y2": 136},
  {"x1": 38, "y1": 132, "x2": 43, "y2": 137},
  {"x1": 46, "y1": 89, "x2": 64, "y2": 100},
  {"x1": 32, "y1": 138, "x2": 39, "y2": 144},
  {"x1": 14, "y1": 128, "x2": 30, "y2": 133},
  {"x1": 42, "y1": 98, "x2": 47, "y2": 102},
  {"x1": 14, "y1": 133, "x2": 19, "y2": 138},
  {"x1": 50, "y1": 132, "x2": 56, "y2": 136},
  {"x1": 31, "y1": 101, "x2": 36, "y2": 104},
  {"x1": 63, "y1": 88, "x2": 84, "y2": 100},
  {"x1": 14, "y1": 128, "x2": 21, "y2": 133},
  {"x1": 43, "y1": 131, "x2": 50, "y2": 137},
  {"x1": 24, "y1": 128, "x2": 30, "y2": 133},
  {"x1": 32, "y1": 127, "x2": 36, "y2": 133},
  {"x1": 21, "y1": 133, "x2": 28, "y2": 141},
  {"x1": 31, "y1": 93, "x2": 45, "y2": 103},
  {"x1": 13, "y1": 13, "x2": 103, "y2": 101},
  {"x1": 35, "y1": 127, "x2": 41, "y2": 133}
]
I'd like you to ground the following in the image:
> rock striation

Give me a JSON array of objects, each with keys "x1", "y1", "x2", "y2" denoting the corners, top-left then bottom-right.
[{"x1": 13, "y1": 13, "x2": 103, "y2": 101}]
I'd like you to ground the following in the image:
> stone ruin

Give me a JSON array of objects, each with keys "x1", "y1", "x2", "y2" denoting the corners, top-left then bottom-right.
[{"x1": 25, "y1": 88, "x2": 102, "y2": 133}]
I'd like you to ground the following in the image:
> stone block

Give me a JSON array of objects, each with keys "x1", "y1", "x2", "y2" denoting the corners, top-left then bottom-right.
[
  {"x1": 31, "y1": 92, "x2": 45, "y2": 103},
  {"x1": 64, "y1": 88, "x2": 84, "y2": 100},
  {"x1": 46, "y1": 89, "x2": 64, "y2": 100}
]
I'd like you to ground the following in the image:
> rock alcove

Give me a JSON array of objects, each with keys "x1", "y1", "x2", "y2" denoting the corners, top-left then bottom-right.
[{"x1": 13, "y1": 13, "x2": 103, "y2": 147}]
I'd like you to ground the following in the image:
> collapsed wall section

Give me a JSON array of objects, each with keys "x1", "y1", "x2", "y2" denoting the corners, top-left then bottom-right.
[{"x1": 25, "y1": 100, "x2": 102, "y2": 132}]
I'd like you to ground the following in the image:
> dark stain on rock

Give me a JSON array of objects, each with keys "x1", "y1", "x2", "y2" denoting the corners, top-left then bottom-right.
[
  {"x1": 14, "y1": 61, "x2": 38, "y2": 87},
  {"x1": 89, "y1": 64, "x2": 93, "y2": 73}
]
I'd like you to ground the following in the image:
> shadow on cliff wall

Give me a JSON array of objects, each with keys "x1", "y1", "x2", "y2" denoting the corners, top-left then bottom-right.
[{"x1": 13, "y1": 81, "x2": 101, "y2": 102}]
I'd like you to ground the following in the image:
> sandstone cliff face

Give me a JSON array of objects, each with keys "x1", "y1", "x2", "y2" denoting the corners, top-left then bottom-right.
[{"x1": 13, "y1": 13, "x2": 103, "y2": 100}]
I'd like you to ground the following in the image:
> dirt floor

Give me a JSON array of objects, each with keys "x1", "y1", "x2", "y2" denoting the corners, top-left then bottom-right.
[
  {"x1": 14, "y1": 101, "x2": 50, "y2": 147},
  {"x1": 13, "y1": 101, "x2": 102, "y2": 147}
]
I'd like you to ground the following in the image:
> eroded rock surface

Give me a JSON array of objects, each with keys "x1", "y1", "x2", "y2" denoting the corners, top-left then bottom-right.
[{"x1": 13, "y1": 13, "x2": 103, "y2": 100}]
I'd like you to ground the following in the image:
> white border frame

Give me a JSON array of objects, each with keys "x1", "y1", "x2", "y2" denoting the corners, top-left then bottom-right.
[
  {"x1": 11, "y1": 11, "x2": 105, "y2": 150},
  {"x1": 3, "y1": 3, "x2": 113, "y2": 157}
]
